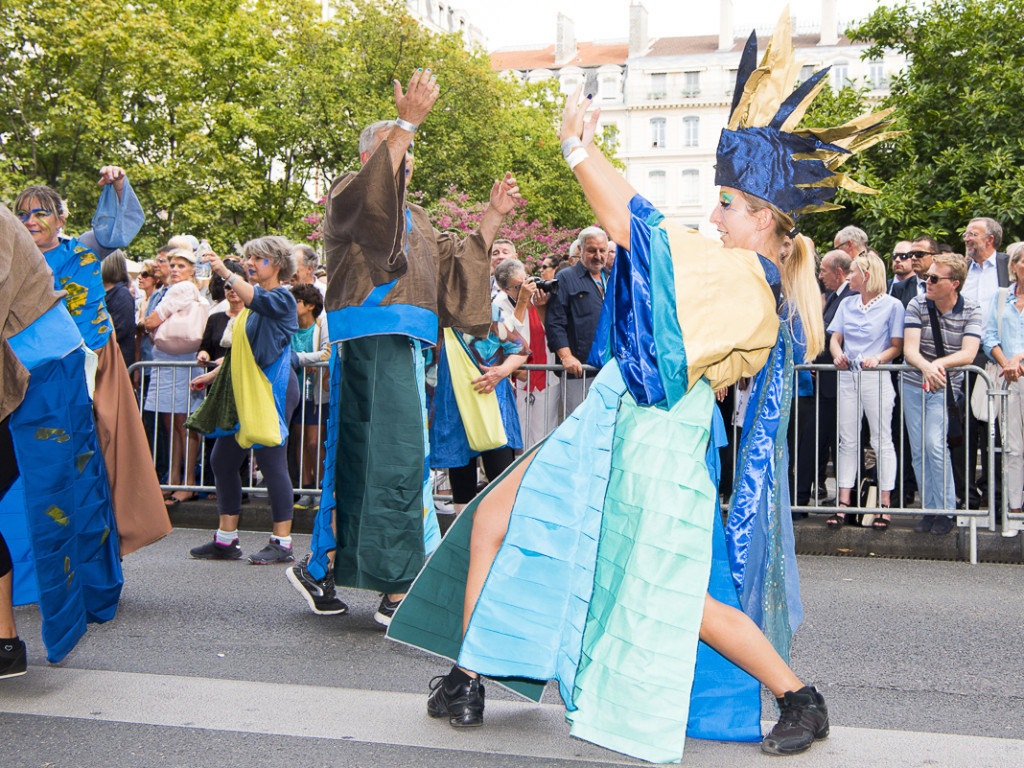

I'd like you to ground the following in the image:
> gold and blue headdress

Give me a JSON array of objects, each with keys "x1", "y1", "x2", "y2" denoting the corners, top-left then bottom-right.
[{"x1": 714, "y1": 11, "x2": 898, "y2": 218}]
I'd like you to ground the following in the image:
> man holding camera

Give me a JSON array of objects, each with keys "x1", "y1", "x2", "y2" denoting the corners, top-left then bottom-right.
[{"x1": 544, "y1": 226, "x2": 609, "y2": 417}]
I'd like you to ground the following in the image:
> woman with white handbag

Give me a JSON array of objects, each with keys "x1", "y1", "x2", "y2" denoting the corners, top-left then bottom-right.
[{"x1": 142, "y1": 247, "x2": 209, "y2": 506}]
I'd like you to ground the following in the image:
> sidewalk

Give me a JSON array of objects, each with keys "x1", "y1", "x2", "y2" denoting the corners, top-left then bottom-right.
[{"x1": 165, "y1": 498, "x2": 1024, "y2": 564}]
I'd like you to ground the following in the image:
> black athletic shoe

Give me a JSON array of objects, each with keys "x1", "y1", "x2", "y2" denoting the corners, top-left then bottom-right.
[
  {"x1": 189, "y1": 538, "x2": 243, "y2": 560},
  {"x1": 761, "y1": 686, "x2": 829, "y2": 755},
  {"x1": 427, "y1": 673, "x2": 485, "y2": 727},
  {"x1": 0, "y1": 638, "x2": 27, "y2": 680},
  {"x1": 285, "y1": 555, "x2": 348, "y2": 615},
  {"x1": 374, "y1": 594, "x2": 401, "y2": 628},
  {"x1": 248, "y1": 540, "x2": 295, "y2": 565}
]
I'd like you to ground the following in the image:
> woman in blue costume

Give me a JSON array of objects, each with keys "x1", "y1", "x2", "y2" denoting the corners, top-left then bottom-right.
[
  {"x1": 390, "y1": 15, "x2": 895, "y2": 763},
  {"x1": 12, "y1": 169, "x2": 170, "y2": 556}
]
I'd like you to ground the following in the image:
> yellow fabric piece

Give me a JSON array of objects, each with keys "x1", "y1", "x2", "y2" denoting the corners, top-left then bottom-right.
[
  {"x1": 443, "y1": 327, "x2": 507, "y2": 452},
  {"x1": 230, "y1": 308, "x2": 282, "y2": 449},
  {"x1": 662, "y1": 222, "x2": 779, "y2": 391}
]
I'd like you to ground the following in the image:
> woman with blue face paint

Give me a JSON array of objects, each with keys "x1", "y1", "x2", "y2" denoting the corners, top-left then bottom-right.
[
  {"x1": 392, "y1": 13, "x2": 897, "y2": 763},
  {"x1": 187, "y1": 236, "x2": 300, "y2": 565}
]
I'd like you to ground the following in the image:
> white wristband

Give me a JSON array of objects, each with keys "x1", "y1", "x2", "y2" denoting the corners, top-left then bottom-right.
[
  {"x1": 561, "y1": 136, "x2": 583, "y2": 159},
  {"x1": 395, "y1": 117, "x2": 418, "y2": 134},
  {"x1": 566, "y1": 147, "x2": 589, "y2": 171},
  {"x1": 226, "y1": 274, "x2": 238, "y2": 288}
]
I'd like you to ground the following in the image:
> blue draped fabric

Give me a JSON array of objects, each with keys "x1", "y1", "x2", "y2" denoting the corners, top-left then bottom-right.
[
  {"x1": 308, "y1": 348, "x2": 342, "y2": 582},
  {"x1": 43, "y1": 237, "x2": 112, "y2": 352},
  {"x1": 0, "y1": 304, "x2": 123, "y2": 663}
]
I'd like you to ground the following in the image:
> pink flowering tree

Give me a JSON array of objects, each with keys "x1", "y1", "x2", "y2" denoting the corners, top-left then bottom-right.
[{"x1": 426, "y1": 186, "x2": 582, "y2": 273}]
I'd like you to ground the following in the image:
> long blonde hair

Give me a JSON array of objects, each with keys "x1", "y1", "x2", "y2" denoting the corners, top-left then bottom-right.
[{"x1": 743, "y1": 194, "x2": 824, "y2": 362}]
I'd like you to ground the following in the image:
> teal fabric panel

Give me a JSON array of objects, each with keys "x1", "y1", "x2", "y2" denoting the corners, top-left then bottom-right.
[
  {"x1": 333, "y1": 335, "x2": 428, "y2": 592},
  {"x1": 456, "y1": 361, "x2": 625, "y2": 691},
  {"x1": 386, "y1": 448, "x2": 547, "y2": 702},
  {"x1": 565, "y1": 381, "x2": 717, "y2": 763}
]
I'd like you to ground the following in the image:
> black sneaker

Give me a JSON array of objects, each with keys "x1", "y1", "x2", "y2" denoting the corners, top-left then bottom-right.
[
  {"x1": 0, "y1": 638, "x2": 27, "y2": 680},
  {"x1": 761, "y1": 686, "x2": 829, "y2": 755},
  {"x1": 285, "y1": 555, "x2": 348, "y2": 615},
  {"x1": 374, "y1": 594, "x2": 401, "y2": 628},
  {"x1": 930, "y1": 515, "x2": 955, "y2": 535},
  {"x1": 427, "y1": 673, "x2": 485, "y2": 727},
  {"x1": 248, "y1": 540, "x2": 295, "y2": 565},
  {"x1": 914, "y1": 515, "x2": 936, "y2": 533},
  {"x1": 189, "y1": 538, "x2": 243, "y2": 560}
]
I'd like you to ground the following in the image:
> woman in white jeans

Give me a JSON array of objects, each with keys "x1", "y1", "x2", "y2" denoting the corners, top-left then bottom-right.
[
  {"x1": 828, "y1": 251, "x2": 905, "y2": 529},
  {"x1": 983, "y1": 243, "x2": 1024, "y2": 523}
]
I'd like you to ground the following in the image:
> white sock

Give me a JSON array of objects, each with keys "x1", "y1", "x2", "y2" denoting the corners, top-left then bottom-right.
[
  {"x1": 271, "y1": 535, "x2": 292, "y2": 549},
  {"x1": 215, "y1": 529, "x2": 238, "y2": 546}
]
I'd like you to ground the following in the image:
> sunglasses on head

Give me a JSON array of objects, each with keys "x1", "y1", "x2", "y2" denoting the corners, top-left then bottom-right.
[{"x1": 906, "y1": 250, "x2": 936, "y2": 259}]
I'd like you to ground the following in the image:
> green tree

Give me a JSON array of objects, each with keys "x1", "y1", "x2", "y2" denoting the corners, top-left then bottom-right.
[{"x1": 807, "y1": 0, "x2": 1024, "y2": 252}]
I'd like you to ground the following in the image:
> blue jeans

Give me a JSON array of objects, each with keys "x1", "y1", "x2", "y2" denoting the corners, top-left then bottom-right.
[{"x1": 901, "y1": 381, "x2": 956, "y2": 511}]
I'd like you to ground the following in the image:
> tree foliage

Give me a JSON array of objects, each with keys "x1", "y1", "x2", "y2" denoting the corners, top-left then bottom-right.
[
  {"x1": 800, "y1": 0, "x2": 1024, "y2": 255},
  {"x1": 0, "y1": 0, "x2": 598, "y2": 259}
]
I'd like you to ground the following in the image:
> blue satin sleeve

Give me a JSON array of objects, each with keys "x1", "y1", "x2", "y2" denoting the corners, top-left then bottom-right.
[{"x1": 587, "y1": 194, "x2": 679, "y2": 408}]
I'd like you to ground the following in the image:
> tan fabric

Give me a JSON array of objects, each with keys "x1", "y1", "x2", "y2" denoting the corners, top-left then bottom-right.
[
  {"x1": 323, "y1": 142, "x2": 491, "y2": 337},
  {"x1": 0, "y1": 204, "x2": 63, "y2": 421},
  {"x1": 91, "y1": 335, "x2": 171, "y2": 555},
  {"x1": 662, "y1": 222, "x2": 779, "y2": 391}
]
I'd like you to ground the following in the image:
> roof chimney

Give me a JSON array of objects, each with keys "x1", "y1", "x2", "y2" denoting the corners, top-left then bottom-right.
[
  {"x1": 719, "y1": 0, "x2": 734, "y2": 52},
  {"x1": 820, "y1": 0, "x2": 839, "y2": 46},
  {"x1": 555, "y1": 13, "x2": 576, "y2": 64},
  {"x1": 629, "y1": 2, "x2": 649, "y2": 57}
]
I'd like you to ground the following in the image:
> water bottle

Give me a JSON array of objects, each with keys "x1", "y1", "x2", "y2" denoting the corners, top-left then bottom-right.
[{"x1": 194, "y1": 239, "x2": 212, "y2": 279}]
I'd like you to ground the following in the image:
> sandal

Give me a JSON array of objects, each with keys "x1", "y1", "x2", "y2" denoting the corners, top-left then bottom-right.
[
  {"x1": 827, "y1": 503, "x2": 850, "y2": 528},
  {"x1": 873, "y1": 505, "x2": 891, "y2": 531},
  {"x1": 165, "y1": 491, "x2": 196, "y2": 507}
]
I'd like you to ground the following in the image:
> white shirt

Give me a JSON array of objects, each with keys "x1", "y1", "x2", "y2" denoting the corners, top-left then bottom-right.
[{"x1": 963, "y1": 252, "x2": 999, "y2": 323}]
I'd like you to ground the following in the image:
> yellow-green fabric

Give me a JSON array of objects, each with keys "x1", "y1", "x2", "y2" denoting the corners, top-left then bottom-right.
[
  {"x1": 230, "y1": 308, "x2": 282, "y2": 449},
  {"x1": 442, "y1": 327, "x2": 506, "y2": 452}
]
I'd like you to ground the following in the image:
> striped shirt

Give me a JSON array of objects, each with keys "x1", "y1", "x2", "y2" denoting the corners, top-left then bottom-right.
[{"x1": 903, "y1": 294, "x2": 982, "y2": 389}]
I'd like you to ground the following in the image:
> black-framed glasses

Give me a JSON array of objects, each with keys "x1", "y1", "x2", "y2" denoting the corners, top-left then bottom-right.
[
  {"x1": 907, "y1": 250, "x2": 936, "y2": 259},
  {"x1": 892, "y1": 252, "x2": 912, "y2": 261},
  {"x1": 925, "y1": 274, "x2": 953, "y2": 284}
]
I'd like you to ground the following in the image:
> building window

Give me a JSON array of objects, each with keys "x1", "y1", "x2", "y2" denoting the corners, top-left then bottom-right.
[
  {"x1": 868, "y1": 60, "x2": 886, "y2": 89},
  {"x1": 599, "y1": 76, "x2": 618, "y2": 100},
  {"x1": 648, "y1": 170, "x2": 667, "y2": 204},
  {"x1": 650, "y1": 117, "x2": 666, "y2": 148},
  {"x1": 831, "y1": 61, "x2": 850, "y2": 90},
  {"x1": 560, "y1": 76, "x2": 580, "y2": 96},
  {"x1": 680, "y1": 169, "x2": 699, "y2": 204},
  {"x1": 683, "y1": 71, "x2": 700, "y2": 96},
  {"x1": 649, "y1": 72, "x2": 667, "y2": 99},
  {"x1": 799, "y1": 64, "x2": 817, "y2": 82},
  {"x1": 682, "y1": 116, "x2": 699, "y2": 148}
]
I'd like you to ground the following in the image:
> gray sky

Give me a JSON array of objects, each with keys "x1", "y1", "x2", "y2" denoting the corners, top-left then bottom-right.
[{"x1": 455, "y1": 1, "x2": 913, "y2": 50}]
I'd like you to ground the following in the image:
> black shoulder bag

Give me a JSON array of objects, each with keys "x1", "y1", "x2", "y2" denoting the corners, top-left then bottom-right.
[{"x1": 926, "y1": 303, "x2": 964, "y2": 447}]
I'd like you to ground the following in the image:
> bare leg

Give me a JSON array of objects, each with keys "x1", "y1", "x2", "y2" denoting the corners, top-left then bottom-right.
[
  {"x1": 0, "y1": 570, "x2": 15, "y2": 638},
  {"x1": 699, "y1": 594, "x2": 801, "y2": 697}
]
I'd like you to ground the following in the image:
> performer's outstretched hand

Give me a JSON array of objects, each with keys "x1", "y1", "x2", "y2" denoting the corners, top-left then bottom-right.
[
  {"x1": 394, "y1": 68, "x2": 440, "y2": 126},
  {"x1": 98, "y1": 165, "x2": 127, "y2": 194},
  {"x1": 489, "y1": 172, "x2": 520, "y2": 216},
  {"x1": 559, "y1": 84, "x2": 593, "y2": 143}
]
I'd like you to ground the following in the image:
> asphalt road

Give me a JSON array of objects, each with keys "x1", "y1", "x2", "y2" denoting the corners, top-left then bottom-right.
[{"x1": 2, "y1": 529, "x2": 1022, "y2": 767}]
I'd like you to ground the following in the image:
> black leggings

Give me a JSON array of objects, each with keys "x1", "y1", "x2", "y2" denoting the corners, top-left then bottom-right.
[
  {"x1": 1, "y1": 416, "x2": 17, "y2": 578},
  {"x1": 448, "y1": 446, "x2": 516, "y2": 505},
  {"x1": 212, "y1": 438, "x2": 294, "y2": 523}
]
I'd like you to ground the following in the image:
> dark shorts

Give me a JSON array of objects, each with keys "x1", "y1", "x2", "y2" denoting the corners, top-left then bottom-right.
[{"x1": 291, "y1": 398, "x2": 328, "y2": 426}]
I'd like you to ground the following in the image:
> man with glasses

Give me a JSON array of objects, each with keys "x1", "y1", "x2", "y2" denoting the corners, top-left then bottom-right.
[
  {"x1": 902, "y1": 253, "x2": 982, "y2": 534},
  {"x1": 888, "y1": 240, "x2": 914, "y2": 294},
  {"x1": 892, "y1": 237, "x2": 938, "y2": 307},
  {"x1": 833, "y1": 225, "x2": 869, "y2": 259},
  {"x1": 962, "y1": 217, "x2": 1010, "y2": 508}
]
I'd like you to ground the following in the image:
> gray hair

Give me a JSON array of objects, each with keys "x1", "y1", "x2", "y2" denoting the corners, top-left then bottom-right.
[
  {"x1": 576, "y1": 226, "x2": 607, "y2": 251},
  {"x1": 1007, "y1": 241, "x2": 1024, "y2": 264},
  {"x1": 101, "y1": 250, "x2": 129, "y2": 285},
  {"x1": 359, "y1": 120, "x2": 396, "y2": 155},
  {"x1": 834, "y1": 225, "x2": 868, "y2": 250},
  {"x1": 242, "y1": 235, "x2": 296, "y2": 281},
  {"x1": 494, "y1": 258, "x2": 526, "y2": 291},
  {"x1": 568, "y1": 241, "x2": 580, "y2": 260},
  {"x1": 823, "y1": 249, "x2": 852, "y2": 273},
  {"x1": 970, "y1": 217, "x2": 1003, "y2": 249},
  {"x1": 293, "y1": 243, "x2": 318, "y2": 270}
]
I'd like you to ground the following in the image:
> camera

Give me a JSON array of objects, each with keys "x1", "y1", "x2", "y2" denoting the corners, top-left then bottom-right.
[{"x1": 530, "y1": 277, "x2": 559, "y2": 293}]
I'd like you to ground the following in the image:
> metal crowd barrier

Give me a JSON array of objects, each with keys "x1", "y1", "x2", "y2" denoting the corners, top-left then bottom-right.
[
  {"x1": 126, "y1": 359, "x2": 329, "y2": 501},
  {"x1": 129, "y1": 358, "x2": 1016, "y2": 563}
]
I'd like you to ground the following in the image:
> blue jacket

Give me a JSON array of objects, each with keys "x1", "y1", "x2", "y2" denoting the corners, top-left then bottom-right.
[{"x1": 544, "y1": 261, "x2": 604, "y2": 371}]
